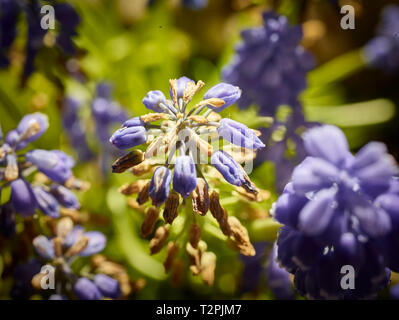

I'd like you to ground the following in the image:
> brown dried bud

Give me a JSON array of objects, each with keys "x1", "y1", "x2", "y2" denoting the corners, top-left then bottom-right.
[
  {"x1": 186, "y1": 242, "x2": 202, "y2": 275},
  {"x1": 164, "y1": 242, "x2": 179, "y2": 273},
  {"x1": 131, "y1": 160, "x2": 151, "y2": 176},
  {"x1": 64, "y1": 176, "x2": 90, "y2": 191},
  {"x1": 140, "y1": 113, "x2": 169, "y2": 123},
  {"x1": 53, "y1": 237, "x2": 64, "y2": 257},
  {"x1": 169, "y1": 79, "x2": 178, "y2": 107},
  {"x1": 65, "y1": 236, "x2": 89, "y2": 258},
  {"x1": 56, "y1": 217, "x2": 74, "y2": 238},
  {"x1": 91, "y1": 254, "x2": 107, "y2": 268},
  {"x1": 137, "y1": 181, "x2": 150, "y2": 205},
  {"x1": 141, "y1": 207, "x2": 159, "y2": 237},
  {"x1": 201, "y1": 252, "x2": 216, "y2": 286},
  {"x1": 163, "y1": 191, "x2": 179, "y2": 224},
  {"x1": 207, "y1": 112, "x2": 222, "y2": 122},
  {"x1": 183, "y1": 80, "x2": 204, "y2": 103},
  {"x1": 228, "y1": 217, "x2": 255, "y2": 256},
  {"x1": 200, "y1": 98, "x2": 225, "y2": 108},
  {"x1": 119, "y1": 180, "x2": 148, "y2": 195},
  {"x1": 112, "y1": 150, "x2": 144, "y2": 173},
  {"x1": 60, "y1": 208, "x2": 81, "y2": 222},
  {"x1": 188, "y1": 115, "x2": 208, "y2": 124},
  {"x1": 189, "y1": 224, "x2": 202, "y2": 249},
  {"x1": 149, "y1": 226, "x2": 169, "y2": 255},
  {"x1": 192, "y1": 178, "x2": 209, "y2": 216},
  {"x1": 209, "y1": 191, "x2": 231, "y2": 236}
]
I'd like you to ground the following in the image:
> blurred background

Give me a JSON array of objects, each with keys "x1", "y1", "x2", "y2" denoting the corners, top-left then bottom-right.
[{"x1": 0, "y1": 0, "x2": 398, "y2": 300}]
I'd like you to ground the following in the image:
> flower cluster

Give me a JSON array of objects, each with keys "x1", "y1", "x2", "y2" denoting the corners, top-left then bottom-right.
[
  {"x1": 273, "y1": 125, "x2": 399, "y2": 299},
  {"x1": 364, "y1": 5, "x2": 399, "y2": 72},
  {"x1": 0, "y1": 0, "x2": 80, "y2": 77},
  {"x1": 110, "y1": 77, "x2": 265, "y2": 283},
  {"x1": 240, "y1": 242, "x2": 294, "y2": 299},
  {"x1": 0, "y1": 113, "x2": 83, "y2": 237},
  {"x1": 62, "y1": 82, "x2": 128, "y2": 171},
  {"x1": 29, "y1": 217, "x2": 129, "y2": 300},
  {"x1": 222, "y1": 11, "x2": 315, "y2": 116}
]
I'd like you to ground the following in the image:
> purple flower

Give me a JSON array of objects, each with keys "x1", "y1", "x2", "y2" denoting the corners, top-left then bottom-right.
[
  {"x1": 11, "y1": 259, "x2": 41, "y2": 300},
  {"x1": 218, "y1": 118, "x2": 264, "y2": 149},
  {"x1": 79, "y1": 231, "x2": 106, "y2": 257},
  {"x1": 50, "y1": 184, "x2": 80, "y2": 209},
  {"x1": 26, "y1": 149, "x2": 74, "y2": 183},
  {"x1": 171, "y1": 76, "x2": 195, "y2": 100},
  {"x1": 33, "y1": 235, "x2": 55, "y2": 260},
  {"x1": 173, "y1": 156, "x2": 197, "y2": 198},
  {"x1": 274, "y1": 125, "x2": 399, "y2": 299},
  {"x1": 211, "y1": 150, "x2": 245, "y2": 187},
  {"x1": 143, "y1": 90, "x2": 168, "y2": 113},
  {"x1": 149, "y1": 166, "x2": 172, "y2": 207},
  {"x1": 32, "y1": 187, "x2": 60, "y2": 218},
  {"x1": 10, "y1": 179, "x2": 37, "y2": 217},
  {"x1": 109, "y1": 126, "x2": 147, "y2": 150},
  {"x1": 122, "y1": 117, "x2": 144, "y2": 128},
  {"x1": 94, "y1": 274, "x2": 121, "y2": 299},
  {"x1": 203, "y1": 83, "x2": 242, "y2": 112},
  {"x1": 74, "y1": 277, "x2": 102, "y2": 300},
  {"x1": 222, "y1": 11, "x2": 315, "y2": 116},
  {"x1": 16, "y1": 112, "x2": 49, "y2": 146},
  {"x1": 364, "y1": 5, "x2": 399, "y2": 72}
]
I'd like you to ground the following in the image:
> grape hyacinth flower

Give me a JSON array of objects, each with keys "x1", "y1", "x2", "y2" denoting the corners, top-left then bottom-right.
[
  {"x1": 273, "y1": 125, "x2": 399, "y2": 299},
  {"x1": 364, "y1": 5, "x2": 399, "y2": 72},
  {"x1": 0, "y1": 112, "x2": 83, "y2": 237},
  {"x1": 240, "y1": 242, "x2": 294, "y2": 299},
  {"x1": 111, "y1": 77, "x2": 265, "y2": 284},
  {"x1": 0, "y1": 0, "x2": 80, "y2": 77},
  {"x1": 30, "y1": 217, "x2": 121, "y2": 300},
  {"x1": 222, "y1": 11, "x2": 315, "y2": 117}
]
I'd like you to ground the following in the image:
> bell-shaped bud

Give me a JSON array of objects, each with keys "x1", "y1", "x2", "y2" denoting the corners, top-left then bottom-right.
[
  {"x1": 16, "y1": 113, "x2": 49, "y2": 145},
  {"x1": 79, "y1": 231, "x2": 106, "y2": 257},
  {"x1": 217, "y1": 118, "x2": 265, "y2": 149},
  {"x1": 50, "y1": 185, "x2": 80, "y2": 209},
  {"x1": 10, "y1": 179, "x2": 37, "y2": 216},
  {"x1": 141, "y1": 207, "x2": 159, "y2": 237},
  {"x1": 32, "y1": 187, "x2": 60, "y2": 218},
  {"x1": 142, "y1": 90, "x2": 167, "y2": 113},
  {"x1": 192, "y1": 178, "x2": 210, "y2": 216},
  {"x1": 149, "y1": 166, "x2": 172, "y2": 207},
  {"x1": 121, "y1": 116, "x2": 144, "y2": 128},
  {"x1": 26, "y1": 150, "x2": 74, "y2": 184},
  {"x1": 210, "y1": 150, "x2": 245, "y2": 186},
  {"x1": 93, "y1": 274, "x2": 122, "y2": 299},
  {"x1": 109, "y1": 126, "x2": 147, "y2": 150},
  {"x1": 203, "y1": 83, "x2": 241, "y2": 112},
  {"x1": 74, "y1": 277, "x2": 102, "y2": 300},
  {"x1": 33, "y1": 235, "x2": 55, "y2": 259},
  {"x1": 170, "y1": 76, "x2": 195, "y2": 100},
  {"x1": 173, "y1": 156, "x2": 197, "y2": 198}
]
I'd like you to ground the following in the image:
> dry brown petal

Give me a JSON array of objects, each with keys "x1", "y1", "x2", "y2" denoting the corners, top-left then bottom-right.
[
  {"x1": 56, "y1": 217, "x2": 74, "y2": 238},
  {"x1": 164, "y1": 242, "x2": 179, "y2": 273},
  {"x1": 207, "y1": 112, "x2": 222, "y2": 122},
  {"x1": 200, "y1": 252, "x2": 216, "y2": 286},
  {"x1": 187, "y1": 115, "x2": 208, "y2": 124},
  {"x1": 131, "y1": 160, "x2": 151, "y2": 176},
  {"x1": 64, "y1": 176, "x2": 91, "y2": 192},
  {"x1": 141, "y1": 207, "x2": 159, "y2": 237},
  {"x1": 209, "y1": 191, "x2": 231, "y2": 236},
  {"x1": 119, "y1": 180, "x2": 148, "y2": 195},
  {"x1": 192, "y1": 178, "x2": 209, "y2": 216},
  {"x1": 163, "y1": 191, "x2": 179, "y2": 224},
  {"x1": 189, "y1": 224, "x2": 202, "y2": 249},
  {"x1": 65, "y1": 236, "x2": 89, "y2": 257},
  {"x1": 201, "y1": 98, "x2": 225, "y2": 108},
  {"x1": 91, "y1": 254, "x2": 107, "y2": 268},
  {"x1": 169, "y1": 79, "x2": 178, "y2": 107},
  {"x1": 53, "y1": 237, "x2": 64, "y2": 257},
  {"x1": 228, "y1": 217, "x2": 255, "y2": 256},
  {"x1": 137, "y1": 181, "x2": 150, "y2": 205},
  {"x1": 186, "y1": 242, "x2": 202, "y2": 275},
  {"x1": 112, "y1": 150, "x2": 144, "y2": 173},
  {"x1": 149, "y1": 226, "x2": 169, "y2": 255},
  {"x1": 60, "y1": 208, "x2": 81, "y2": 222},
  {"x1": 235, "y1": 186, "x2": 270, "y2": 202},
  {"x1": 140, "y1": 113, "x2": 169, "y2": 123},
  {"x1": 183, "y1": 80, "x2": 204, "y2": 103}
]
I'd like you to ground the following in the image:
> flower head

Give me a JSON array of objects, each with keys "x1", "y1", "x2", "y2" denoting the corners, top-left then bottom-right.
[{"x1": 273, "y1": 124, "x2": 399, "y2": 299}]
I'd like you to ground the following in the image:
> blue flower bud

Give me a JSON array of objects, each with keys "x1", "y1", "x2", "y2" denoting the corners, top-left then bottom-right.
[
  {"x1": 173, "y1": 156, "x2": 197, "y2": 198},
  {"x1": 5, "y1": 130, "x2": 20, "y2": 147},
  {"x1": 32, "y1": 187, "x2": 60, "y2": 218},
  {"x1": 210, "y1": 150, "x2": 245, "y2": 186},
  {"x1": 96, "y1": 82, "x2": 112, "y2": 99},
  {"x1": 50, "y1": 185, "x2": 80, "y2": 209},
  {"x1": 16, "y1": 112, "x2": 49, "y2": 144},
  {"x1": 65, "y1": 225, "x2": 85, "y2": 247},
  {"x1": 170, "y1": 76, "x2": 194, "y2": 99},
  {"x1": 74, "y1": 277, "x2": 102, "y2": 300},
  {"x1": 122, "y1": 117, "x2": 144, "y2": 128},
  {"x1": 149, "y1": 166, "x2": 172, "y2": 207},
  {"x1": 10, "y1": 179, "x2": 37, "y2": 216},
  {"x1": 25, "y1": 150, "x2": 74, "y2": 184},
  {"x1": 142, "y1": 90, "x2": 167, "y2": 113},
  {"x1": 109, "y1": 126, "x2": 147, "y2": 150},
  {"x1": 203, "y1": 83, "x2": 241, "y2": 112},
  {"x1": 217, "y1": 118, "x2": 265, "y2": 149},
  {"x1": 93, "y1": 274, "x2": 121, "y2": 299},
  {"x1": 79, "y1": 231, "x2": 106, "y2": 257},
  {"x1": 33, "y1": 235, "x2": 55, "y2": 259}
]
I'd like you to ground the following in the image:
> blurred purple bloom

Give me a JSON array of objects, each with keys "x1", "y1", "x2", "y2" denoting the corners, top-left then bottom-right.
[
  {"x1": 94, "y1": 274, "x2": 121, "y2": 299},
  {"x1": 74, "y1": 277, "x2": 102, "y2": 300},
  {"x1": 173, "y1": 156, "x2": 197, "y2": 198},
  {"x1": 222, "y1": 11, "x2": 315, "y2": 116},
  {"x1": 50, "y1": 184, "x2": 80, "y2": 209},
  {"x1": 33, "y1": 235, "x2": 55, "y2": 259},
  {"x1": 79, "y1": 231, "x2": 106, "y2": 257},
  {"x1": 32, "y1": 187, "x2": 60, "y2": 218},
  {"x1": 11, "y1": 259, "x2": 41, "y2": 300},
  {"x1": 203, "y1": 83, "x2": 242, "y2": 112},
  {"x1": 10, "y1": 179, "x2": 37, "y2": 217}
]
